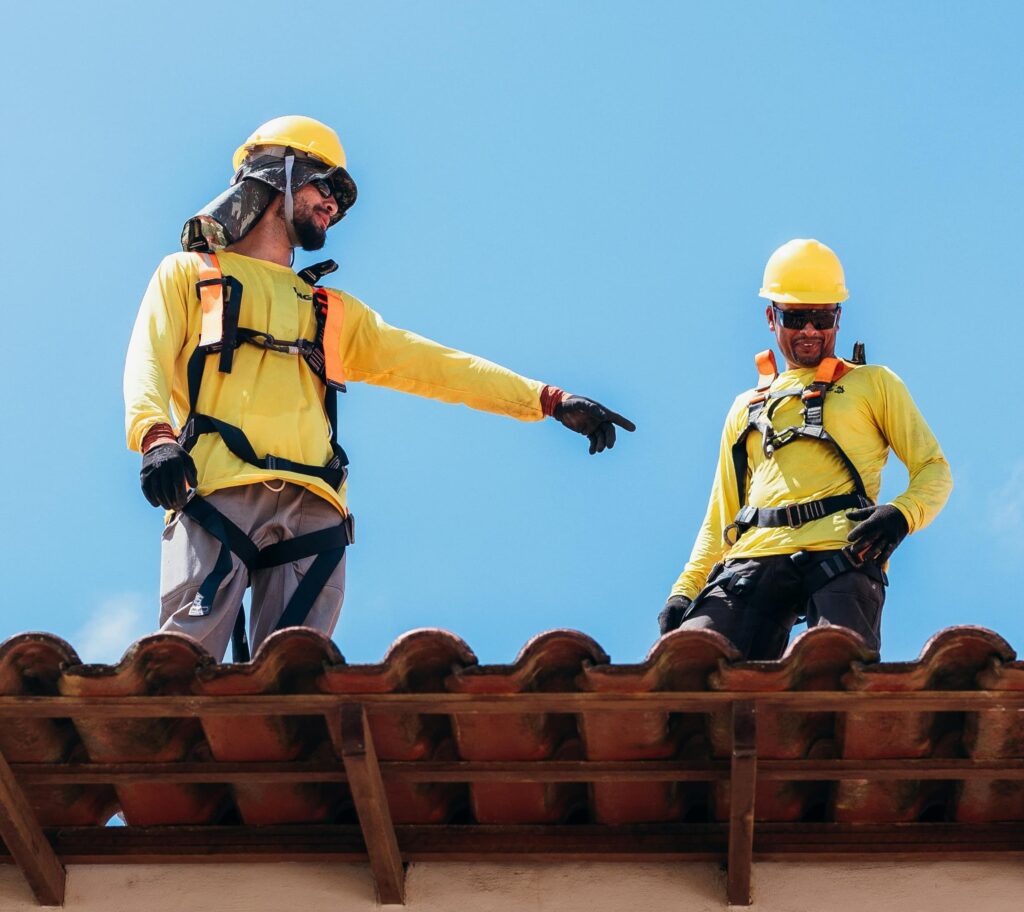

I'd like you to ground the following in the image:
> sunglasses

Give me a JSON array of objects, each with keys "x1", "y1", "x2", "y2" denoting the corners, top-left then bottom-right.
[
  {"x1": 773, "y1": 305, "x2": 841, "y2": 331},
  {"x1": 308, "y1": 178, "x2": 334, "y2": 199}
]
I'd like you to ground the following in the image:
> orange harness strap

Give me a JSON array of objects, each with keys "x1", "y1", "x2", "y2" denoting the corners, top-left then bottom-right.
[
  {"x1": 811, "y1": 355, "x2": 853, "y2": 385},
  {"x1": 754, "y1": 349, "x2": 779, "y2": 391},
  {"x1": 197, "y1": 252, "x2": 225, "y2": 348},
  {"x1": 316, "y1": 288, "x2": 347, "y2": 387}
]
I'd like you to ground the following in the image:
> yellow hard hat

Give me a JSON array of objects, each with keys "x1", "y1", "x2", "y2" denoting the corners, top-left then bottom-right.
[
  {"x1": 232, "y1": 115, "x2": 347, "y2": 171},
  {"x1": 759, "y1": 238, "x2": 849, "y2": 304}
]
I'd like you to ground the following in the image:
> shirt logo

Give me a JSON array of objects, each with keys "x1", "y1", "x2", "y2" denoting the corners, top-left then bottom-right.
[
  {"x1": 828, "y1": 384, "x2": 845, "y2": 394},
  {"x1": 293, "y1": 287, "x2": 313, "y2": 301}
]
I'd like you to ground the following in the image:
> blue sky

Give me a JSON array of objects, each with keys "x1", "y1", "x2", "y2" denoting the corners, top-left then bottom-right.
[{"x1": 2, "y1": 1, "x2": 1022, "y2": 665}]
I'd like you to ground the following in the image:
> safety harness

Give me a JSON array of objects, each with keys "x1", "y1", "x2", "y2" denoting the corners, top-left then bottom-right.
[
  {"x1": 680, "y1": 344, "x2": 882, "y2": 628},
  {"x1": 178, "y1": 252, "x2": 355, "y2": 662},
  {"x1": 179, "y1": 253, "x2": 350, "y2": 489},
  {"x1": 724, "y1": 348, "x2": 873, "y2": 545}
]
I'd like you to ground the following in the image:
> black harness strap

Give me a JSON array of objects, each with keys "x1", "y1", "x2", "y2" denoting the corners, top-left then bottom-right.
[
  {"x1": 732, "y1": 492, "x2": 872, "y2": 532},
  {"x1": 180, "y1": 413, "x2": 347, "y2": 489},
  {"x1": 183, "y1": 496, "x2": 261, "y2": 571},
  {"x1": 181, "y1": 495, "x2": 354, "y2": 663},
  {"x1": 790, "y1": 547, "x2": 888, "y2": 595}
]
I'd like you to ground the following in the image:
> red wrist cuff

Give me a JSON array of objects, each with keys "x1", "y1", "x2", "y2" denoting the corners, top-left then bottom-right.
[
  {"x1": 540, "y1": 385, "x2": 568, "y2": 418},
  {"x1": 142, "y1": 422, "x2": 178, "y2": 453}
]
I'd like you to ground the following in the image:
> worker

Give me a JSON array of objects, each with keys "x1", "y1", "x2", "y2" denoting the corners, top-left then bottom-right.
[
  {"x1": 124, "y1": 115, "x2": 635, "y2": 662},
  {"x1": 657, "y1": 239, "x2": 950, "y2": 657}
]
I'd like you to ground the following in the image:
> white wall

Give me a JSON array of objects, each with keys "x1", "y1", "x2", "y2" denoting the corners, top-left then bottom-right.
[{"x1": 0, "y1": 861, "x2": 1020, "y2": 911}]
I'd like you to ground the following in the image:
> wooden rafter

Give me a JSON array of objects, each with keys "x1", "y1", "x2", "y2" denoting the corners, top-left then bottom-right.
[
  {"x1": 0, "y1": 747, "x2": 65, "y2": 906},
  {"x1": 727, "y1": 700, "x2": 757, "y2": 906},
  {"x1": 3, "y1": 822, "x2": 1020, "y2": 864},
  {"x1": 9, "y1": 756, "x2": 1024, "y2": 786},
  {"x1": 335, "y1": 704, "x2": 405, "y2": 905},
  {"x1": 1, "y1": 689, "x2": 1023, "y2": 718}
]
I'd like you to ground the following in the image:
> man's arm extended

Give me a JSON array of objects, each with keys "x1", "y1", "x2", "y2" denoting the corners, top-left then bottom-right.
[{"x1": 336, "y1": 293, "x2": 634, "y2": 446}]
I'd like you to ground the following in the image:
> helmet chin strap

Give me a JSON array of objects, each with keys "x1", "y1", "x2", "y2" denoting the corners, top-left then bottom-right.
[{"x1": 282, "y1": 150, "x2": 301, "y2": 248}]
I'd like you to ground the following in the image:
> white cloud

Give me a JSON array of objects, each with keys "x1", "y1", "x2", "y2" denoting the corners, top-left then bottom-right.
[
  {"x1": 990, "y1": 459, "x2": 1024, "y2": 553},
  {"x1": 74, "y1": 592, "x2": 151, "y2": 663}
]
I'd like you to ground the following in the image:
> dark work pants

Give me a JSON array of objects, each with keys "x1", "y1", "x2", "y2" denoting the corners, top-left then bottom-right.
[{"x1": 678, "y1": 552, "x2": 886, "y2": 660}]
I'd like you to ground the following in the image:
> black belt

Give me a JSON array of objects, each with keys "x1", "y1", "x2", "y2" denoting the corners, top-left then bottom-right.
[{"x1": 726, "y1": 493, "x2": 872, "y2": 544}]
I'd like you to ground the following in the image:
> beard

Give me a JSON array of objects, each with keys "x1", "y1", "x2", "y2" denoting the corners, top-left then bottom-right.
[
  {"x1": 282, "y1": 193, "x2": 330, "y2": 251},
  {"x1": 788, "y1": 337, "x2": 826, "y2": 367},
  {"x1": 292, "y1": 207, "x2": 328, "y2": 251}
]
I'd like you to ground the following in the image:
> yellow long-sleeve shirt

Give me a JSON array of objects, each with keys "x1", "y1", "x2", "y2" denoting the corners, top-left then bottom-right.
[
  {"x1": 669, "y1": 362, "x2": 952, "y2": 601},
  {"x1": 124, "y1": 252, "x2": 547, "y2": 514}
]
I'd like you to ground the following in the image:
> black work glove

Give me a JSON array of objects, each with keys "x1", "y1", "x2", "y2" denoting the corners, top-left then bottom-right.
[
  {"x1": 140, "y1": 443, "x2": 198, "y2": 511},
  {"x1": 846, "y1": 504, "x2": 909, "y2": 564},
  {"x1": 553, "y1": 396, "x2": 636, "y2": 454},
  {"x1": 658, "y1": 595, "x2": 692, "y2": 635}
]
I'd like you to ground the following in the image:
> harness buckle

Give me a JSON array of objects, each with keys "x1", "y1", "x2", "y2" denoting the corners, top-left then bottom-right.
[
  {"x1": 265, "y1": 455, "x2": 280, "y2": 471},
  {"x1": 842, "y1": 542, "x2": 868, "y2": 568},
  {"x1": 771, "y1": 427, "x2": 795, "y2": 448},
  {"x1": 735, "y1": 505, "x2": 758, "y2": 525},
  {"x1": 344, "y1": 513, "x2": 356, "y2": 545},
  {"x1": 785, "y1": 503, "x2": 805, "y2": 528},
  {"x1": 188, "y1": 594, "x2": 211, "y2": 617}
]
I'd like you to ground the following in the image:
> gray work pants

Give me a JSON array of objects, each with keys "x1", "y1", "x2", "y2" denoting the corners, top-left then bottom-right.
[
  {"x1": 678, "y1": 552, "x2": 886, "y2": 660},
  {"x1": 159, "y1": 483, "x2": 347, "y2": 661}
]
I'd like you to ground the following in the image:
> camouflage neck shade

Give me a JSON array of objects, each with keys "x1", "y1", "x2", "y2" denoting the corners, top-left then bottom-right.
[{"x1": 181, "y1": 152, "x2": 358, "y2": 253}]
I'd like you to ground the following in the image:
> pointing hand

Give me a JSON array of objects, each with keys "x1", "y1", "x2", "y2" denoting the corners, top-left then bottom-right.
[{"x1": 553, "y1": 395, "x2": 636, "y2": 454}]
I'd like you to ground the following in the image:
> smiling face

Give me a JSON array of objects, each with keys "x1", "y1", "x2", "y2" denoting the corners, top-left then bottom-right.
[
  {"x1": 766, "y1": 302, "x2": 841, "y2": 369},
  {"x1": 287, "y1": 181, "x2": 340, "y2": 251}
]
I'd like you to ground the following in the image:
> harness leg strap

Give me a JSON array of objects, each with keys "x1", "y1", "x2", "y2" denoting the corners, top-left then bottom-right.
[
  {"x1": 231, "y1": 608, "x2": 250, "y2": 663},
  {"x1": 274, "y1": 546, "x2": 346, "y2": 632},
  {"x1": 181, "y1": 496, "x2": 352, "y2": 657},
  {"x1": 182, "y1": 498, "x2": 259, "y2": 613},
  {"x1": 789, "y1": 549, "x2": 887, "y2": 597},
  {"x1": 257, "y1": 522, "x2": 352, "y2": 633}
]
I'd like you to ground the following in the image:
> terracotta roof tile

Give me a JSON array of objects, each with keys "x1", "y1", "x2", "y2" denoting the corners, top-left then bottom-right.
[
  {"x1": 318, "y1": 628, "x2": 477, "y2": 824},
  {"x1": 833, "y1": 627, "x2": 1015, "y2": 824},
  {"x1": 58, "y1": 634, "x2": 221, "y2": 825},
  {"x1": 577, "y1": 630, "x2": 736, "y2": 824},
  {"x1": 0, "y1": 634, "x2": 117, "y2": 826},
  {"x1": 446, "y1": 630, "x2": 606, "y2": 823}
]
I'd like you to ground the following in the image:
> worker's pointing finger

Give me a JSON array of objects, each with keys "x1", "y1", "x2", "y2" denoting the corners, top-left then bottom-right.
[{"x1": 609, "y1": 412, "x2": 636, "y2": 432}]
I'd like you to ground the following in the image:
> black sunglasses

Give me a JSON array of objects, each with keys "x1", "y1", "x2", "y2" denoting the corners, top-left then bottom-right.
[
  {"x1": 773, "y1": 305, "x2": 841, "y2": 331},
  {"x1": 308, "y1": 178, "x2": 334, "y2": 199}
]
